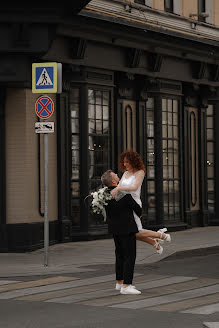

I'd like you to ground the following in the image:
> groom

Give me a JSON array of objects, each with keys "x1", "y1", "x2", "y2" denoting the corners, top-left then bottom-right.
[{"x1": 101, "y1": 170, "x2": 141, "y2": 295}]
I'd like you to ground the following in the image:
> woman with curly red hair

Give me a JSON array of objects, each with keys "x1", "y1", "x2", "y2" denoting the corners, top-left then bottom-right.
[{"x1": 111, "y1": 150, "x2": 171, "y2": 255}]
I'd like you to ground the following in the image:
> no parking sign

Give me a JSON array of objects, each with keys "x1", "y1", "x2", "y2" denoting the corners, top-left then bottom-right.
[{"x1": 35, "y1": 96, "x2": 54, "y2": 119}]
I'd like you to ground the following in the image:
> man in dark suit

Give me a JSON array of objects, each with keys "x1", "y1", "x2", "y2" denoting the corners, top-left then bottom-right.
[{"x1": 101, "y1": 170, "x2": 141, "y2": 295}]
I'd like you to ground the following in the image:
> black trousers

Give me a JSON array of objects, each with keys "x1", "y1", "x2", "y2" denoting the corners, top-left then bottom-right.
[{"x1": 113, "y1": 233, "x2": 136, "y2": 285}]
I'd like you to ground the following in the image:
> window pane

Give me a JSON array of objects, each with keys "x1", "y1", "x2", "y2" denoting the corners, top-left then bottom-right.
[
  {"x1": 208, "y1": 179, "x2": 214, "y2": 192},
  {"x1": 162, "y1": 126, "x2": 167, "y2": 138},
  {"x1": 147, "y1": 124, "x2": 154, "y2": 138},
  {"x1": 207, "y1": 129, "x2": 213, "y2": 140},
  {"x1": 72, "y1": 118, "x2": 79, "y2": 133},
  {"x1": 103, "y1": 121, "x2": 109, "y2": 134},
  {"x1": 103, "y1": 107, "x2": 109, "y2": 120},
  {"x1": 96, "y1": 120, "x2": 102, "y2": 134},
  {"x1": 70, "y1": 104, "x2": 79, "y2": 118},
  {"x1": 173, "y1": 100, "x2": 178, "y2": 112},
  {"x1": 207, "y1": 142, "x2": 214, "y2": 153},
  {"x1": 88, "y1": 104, "x2": 95, "y2": 119},
  {"x1": 147, "y1": 98, "x2": 154, "y2": 109},
  {"x1": 168, "y1": 125, "x2": 173, "y2": 138},
  {"x1": 162, "y1": 110, "x2": 167, "y2": 124},
  {"x1": 173, "y1": 113, "x2": 178, "y2": 125},
  {"x1": 168, "y1": 99, "x2": 172, "y2": 111},
  {"x1": 89, "y1": 119, "x2": 95, "y2": 134},
  {"x1": 168, "y1": 112, "x2": 172, "y2": 125},
  {"x1": 147, "y1": 166, "x2": 155, "y2": 178},
  {"x1": 72, "y1": 135, "x2": 79, "y2": 149},
  {"x1": 88, "y1": 89, "x2": 95, "y2": 104},
  {"x1": 147, "y1": 181, "x2": 155, "y2": 193},
  {"x1": 147, "y1": 139, "x2": 154, "y2": 152},
  {"x1": 207, "y1": 105, "x2": 213, "y2": 115},
  {"x1": 207, "y1": 166, "x2": 214, "y2": 178},
  {"x1": 162, "y1": 98, "x2": 167, "y2": 111},
  {"x1": 103, "y1": 92, "x2": 109, "y2": 106},
  {"x1": 173, "y1": 126, "x2": 178, "y2": 138},
  {"x1": 72, "y1": 181, "x2": 80, "y2": 197},
  {"x1": 95, "y1": 91, "x2": 102, "y2": 105},
  {"x1": 207, "y1": 117, "x2": 213, "y2": 129}
]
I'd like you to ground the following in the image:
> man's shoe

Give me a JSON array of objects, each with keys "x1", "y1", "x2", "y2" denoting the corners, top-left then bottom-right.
[
  {"x1": 120, "y1": 285, "x2": 141, "y2": 295},
  {"x1": 115, "y1": 283, "x2": 123, "y2": 290}
]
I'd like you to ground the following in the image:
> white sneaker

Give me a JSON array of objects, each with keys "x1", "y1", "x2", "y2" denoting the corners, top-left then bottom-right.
[
  {"x1": 115, "y1": 283, "x2": 123, "y2": 290},
  {"x1": 120, "y1": 285, "x2": 141, "y2": 295}
]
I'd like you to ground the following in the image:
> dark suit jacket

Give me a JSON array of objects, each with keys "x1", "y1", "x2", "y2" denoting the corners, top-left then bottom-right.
[{"x1": 106, "y1": 187, "x2": 142, "y2": 235}]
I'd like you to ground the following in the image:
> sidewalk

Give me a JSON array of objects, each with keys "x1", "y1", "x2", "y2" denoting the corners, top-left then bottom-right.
[{"x1": 0, "y1": 226, "x2": 219, "y2": 278}]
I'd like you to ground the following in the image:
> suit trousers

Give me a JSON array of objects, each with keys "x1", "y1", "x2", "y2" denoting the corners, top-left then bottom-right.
[{"x1": 113, "y1": 233, "x2": 136, "y2": 285}]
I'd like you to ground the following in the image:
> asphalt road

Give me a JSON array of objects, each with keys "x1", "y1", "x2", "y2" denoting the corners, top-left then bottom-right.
[{"x1": 1, "y1": 253, "x2": 219, "y2": 328}]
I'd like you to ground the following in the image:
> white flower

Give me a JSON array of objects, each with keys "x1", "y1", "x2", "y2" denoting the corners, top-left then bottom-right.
[{"x1": 90, "y1": 187, "x2": 112, "y2": 217}]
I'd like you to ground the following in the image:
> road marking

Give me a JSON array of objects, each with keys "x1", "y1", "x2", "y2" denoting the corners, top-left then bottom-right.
[
  {"x1": 80, "y1": 278, "x2": 218, "y2": 307},
  {"x1": 203, "y1": 323, "x2": 219, "y2": 328},
  {"x1": 146, "y1": 292, "x2": 219, "y2": 312},
  {"x1": 45, "y1": 288, "x2": 119, "y2": 304},
  {"x1": 41, "y1": 276, "x2": 196, "y2": 305},
  {"x1": 182, "y1": 303, "x2": 219, "y2": 314},
  {"x1": 0, "y1": 276, "x2": 77, "y2": 293},
  {"x1": 110, "y1": 284, "x2": 219, "y2": 309},
  {"x1": 0, "y1": 274, "x2": 142, "y2": 300},
  {"x1": 16, "y1": 273, "x2": 166, "y2": 302},
  {"x1": 0, "y1": 280, "x2": 21, "y2": 286}
]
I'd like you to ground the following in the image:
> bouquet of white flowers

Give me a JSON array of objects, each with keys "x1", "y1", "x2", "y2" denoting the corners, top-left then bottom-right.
[{"x1": 90, "y1": 187, "x2": 112, "y2": 221}]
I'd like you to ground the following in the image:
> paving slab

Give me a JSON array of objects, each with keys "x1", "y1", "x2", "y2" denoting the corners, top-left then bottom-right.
[{"x1": 0, "y1": 227, "x2": 219, "y2": 278}]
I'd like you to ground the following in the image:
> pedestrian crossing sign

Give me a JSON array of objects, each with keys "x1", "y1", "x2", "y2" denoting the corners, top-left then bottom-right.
[{"x1": 32, "y1": 62, "x2": 62, "y2": 94}]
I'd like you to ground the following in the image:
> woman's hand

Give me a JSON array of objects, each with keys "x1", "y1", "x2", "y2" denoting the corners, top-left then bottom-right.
[{"x1": 111, "y1": 187, "x2": 119, "y2": 198}]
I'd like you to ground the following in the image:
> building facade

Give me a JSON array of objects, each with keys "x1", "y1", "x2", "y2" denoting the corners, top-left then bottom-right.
[{"x1": 1, "y1": 0, "x2": 219, "y2": 251}]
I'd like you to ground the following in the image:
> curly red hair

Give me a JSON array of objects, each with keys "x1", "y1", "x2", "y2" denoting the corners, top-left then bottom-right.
[{"x1": 119, "y1": 150, "x2": 146, "y2": 173}]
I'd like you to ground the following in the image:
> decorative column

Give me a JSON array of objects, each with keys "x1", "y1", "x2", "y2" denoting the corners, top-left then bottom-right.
[
  {"x1": 214, "y1": 95, "x2": 219, "y2": 224},
  {"x1": 79, "y1": 84, "x2": 89, "y2": 233},
  {"x1": 0, "y1": 88, "x2": 7, "y2": 251},
  {"x1": 57, "y1": 91, "x2": 72, "y2": 242}
]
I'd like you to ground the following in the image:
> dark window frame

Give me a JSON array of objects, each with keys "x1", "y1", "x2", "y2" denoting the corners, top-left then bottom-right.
[
  {"x1": 164, "y1": 0, "x2": 173, "y2": 13},
  {"x1": 87, "y1": 86, "x2": 113, "y2": 226},
  {"x1": 162, "y1": 97, "x2": 181, "y2": 222},
  {"x1": 206, "y1": 104, "x2": 215, "y2": 213}
]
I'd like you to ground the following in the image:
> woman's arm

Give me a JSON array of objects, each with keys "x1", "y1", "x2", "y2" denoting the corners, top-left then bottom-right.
[{"x1": 111, "y1": 170, "x2": 145, "y2": 198}]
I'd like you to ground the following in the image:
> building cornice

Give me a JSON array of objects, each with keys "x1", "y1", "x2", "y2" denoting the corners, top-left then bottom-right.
[{"x1": 83, "y1": 0, "x2": 219, "y2": 44}]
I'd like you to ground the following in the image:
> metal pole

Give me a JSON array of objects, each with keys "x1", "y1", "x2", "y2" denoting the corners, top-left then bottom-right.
[{"x1": 44, "y1": 133, "x2": 49, "y2": 266}]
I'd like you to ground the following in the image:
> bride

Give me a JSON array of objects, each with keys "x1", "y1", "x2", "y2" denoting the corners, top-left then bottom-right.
[{"x1": 111, "y1": 150, "x2": 171, "y2": 255}]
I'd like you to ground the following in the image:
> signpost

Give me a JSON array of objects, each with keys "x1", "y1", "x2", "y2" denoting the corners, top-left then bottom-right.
[{"x1": 32, "y1": 62, "x2": 62, "y2": 267}]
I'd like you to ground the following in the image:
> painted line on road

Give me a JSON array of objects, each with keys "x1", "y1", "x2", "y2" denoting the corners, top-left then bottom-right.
[
  {"x1": 0, "y1": 276, "x2": 78, "y2": 293},
  {"x1": 146, "y1": 292, "x2": 219, "y2": 312},
  {"x1": 0, "y1": 274, "x2": 142, "y2": 300},
  {"x1": 203, "y1": 323, "x2": 219, "y2": 328},
  {"x1": 16, "y1": 273, "x2": 163, "y2": 302},
  {"x1": 181, "y1": 302, "x2": 219, "y2": 315},
  {"x1": 45, "y1": 276, "x2": 196, "y2": 305},
  {"x1": 80, "y1": 277, "x2": 217, "y2": 307},
  {"x1": 0, "y1": 280, "x2": 21, "y2": 286},
  {"x1": 110, "y1": 284, "x2": 219, "y2": 309}
]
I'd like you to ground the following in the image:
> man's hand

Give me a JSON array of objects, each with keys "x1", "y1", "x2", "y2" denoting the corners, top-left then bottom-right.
[{"x1": 111, "y1": 187, "x2": 119, "y2": 198}]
